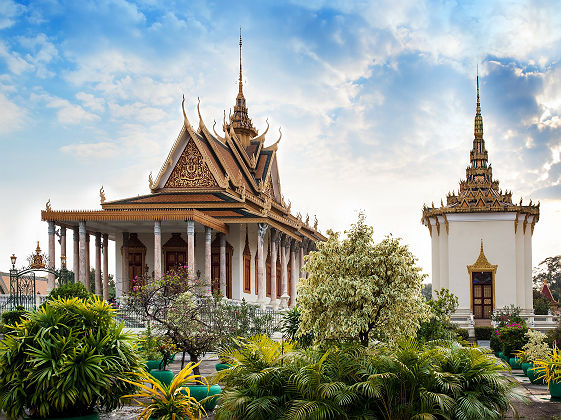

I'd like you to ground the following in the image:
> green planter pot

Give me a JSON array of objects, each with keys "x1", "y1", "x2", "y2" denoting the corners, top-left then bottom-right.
[
  {"x1": 25, "y1": 413, "x2": 100, "y2": 420},
  {"x1": 497, "y1": 351, "x2": 506, "y2": 361},
  {"x1": 549, "y1": 381, "x2": 561, "y2": 400},
  {"x1": 145, "y1": 359, "x2": 163, "y2": 371},
  {"x1": 215, "y1": 363, "x2": 231, "y2": 371},
  {"x1": 521, "y1": 362, "x2": 532, "y2": 375},
  {"x1": 527, "y1": 365, "x2": 546, "y2": 385},
  {"x1": 149, "y1": 369, "x2": 174, "y2": 386},
  {"x1": 181, "y1": 384, "x2": 222, "y2": 411},
  {"x1": 509, "y1": 357, "x2": 522, "y2": 370}
]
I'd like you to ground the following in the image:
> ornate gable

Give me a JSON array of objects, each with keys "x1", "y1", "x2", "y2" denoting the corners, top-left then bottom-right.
[{"x1": 164, "y1": 140, "x2": 218, "y2": 189}]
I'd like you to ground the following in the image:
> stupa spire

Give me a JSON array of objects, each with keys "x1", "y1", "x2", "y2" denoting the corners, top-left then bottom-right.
[{"x1": 228, "y1": 28, "x2": 258, "y2": 145}]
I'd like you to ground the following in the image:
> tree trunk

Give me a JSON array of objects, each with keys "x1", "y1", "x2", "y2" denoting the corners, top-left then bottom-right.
[
  {"x1": 189, "y1": 352, "x2": 200, "y2": 376},
  {"x1": 181, "y1": 351, "x2": 186, "y2": 370},
  {"x1": 359, "y1": 330, "x2": 369, "y2": 347}
]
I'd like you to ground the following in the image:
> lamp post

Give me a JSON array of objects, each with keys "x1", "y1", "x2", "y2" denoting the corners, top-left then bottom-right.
[
  {"x1": 59, "y1": 254, "x2": 70, "y2": 286},
  {"x1": 9, "y1": 254, "x2": 18, "y2": 308},
  {"x1": 10, "y1": 254, "x2": 16, "y2": 269}
]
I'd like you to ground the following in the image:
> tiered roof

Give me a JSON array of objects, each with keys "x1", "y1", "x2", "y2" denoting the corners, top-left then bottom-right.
[
  {"x1": 42, "y1": 36, "x2": 324, "y2": 243},
  {"x1": 422, "y1": 75, "x2": 540, "y2": 234}
]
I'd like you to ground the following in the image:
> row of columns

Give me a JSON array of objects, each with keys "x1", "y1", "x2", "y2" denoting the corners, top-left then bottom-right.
[
  {"x1": 48, "y1": 220, "x2": 313, "y2": 308},
  {"x1": 47, "y1": 221, "x2": 109, "y2": 299}
]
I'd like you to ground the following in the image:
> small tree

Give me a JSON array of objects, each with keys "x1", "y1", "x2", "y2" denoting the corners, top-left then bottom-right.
[
  {"x1": 417, "y1": 288, "x2": 459, "y2": 342},
  {"x1": 129, "y1": 266, "x2": 230, "y2": 375},
  {"x1": 298, "y1": 213, "x2": 427, "y2": 346}
]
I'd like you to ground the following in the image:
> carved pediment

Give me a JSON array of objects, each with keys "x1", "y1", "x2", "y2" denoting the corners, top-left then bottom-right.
[{"x1": 164, "y1": 140, "x2": 219, "y2": 189}]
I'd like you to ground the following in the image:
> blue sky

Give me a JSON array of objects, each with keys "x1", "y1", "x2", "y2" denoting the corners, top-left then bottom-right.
[{"x1": 1, "y1": 0, "x2": 561, "y2": 279}]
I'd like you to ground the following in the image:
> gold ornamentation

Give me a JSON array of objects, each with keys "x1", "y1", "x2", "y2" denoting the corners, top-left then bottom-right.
[
  {"x1": 149, "y1": 172, "x2": 154, "y2": 190},
  {"x1": 165, "y1": 140, "x2": 218, "y2": 188},
  {"x1": 467, "y1": 240, "x2": 497, "y2": 313},
  {"x1": 46, "y1": 199, "x2": 52, "y2": 211},
  {"x1": 100, "y1": 186, "x2": 106, "y2": 204},
  {"x1": 314, "y1": 215, "x2": 318, "y2": 230},
  {"x1": 30, "y1": 241, "x2": 46, "y2": 269}
]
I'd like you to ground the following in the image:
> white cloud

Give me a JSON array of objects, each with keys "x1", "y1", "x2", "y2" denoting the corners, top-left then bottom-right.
[
  {"x1": 76, "y1": 92, "x2": 105, "y2": 112},
  {"x1": 60, "y1": 142, "x2": 120, "y2": 159},
  {"x1": 0, "y1": 92, "x2": 26, "y2": 133},
  {"x1": 0, "y1": 41, "x2": 33, "y2": 74},
  {"x1": 31, "y1": 93, "x2": 100, "y2": 125},
  {"x1": 108, "y1": 101, "x2": 167, "y2": 122},
  {"x1": 0, "y1": 0, "x2": 25, "y2": 30}
]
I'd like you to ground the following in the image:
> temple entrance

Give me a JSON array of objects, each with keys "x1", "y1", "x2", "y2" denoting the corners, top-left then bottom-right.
[
  {"x1": 211, "y1": 238, "x2": 233, "y2": 298},
  {"x1": 472, "y1": 271, "x2": 493, "y2": 319},
  {"x1": 467, "y1": 241, "x2": 497, "y2": 320},
  {"x1": 163, "y1": 233, "x2": 187, "y2": 273}
]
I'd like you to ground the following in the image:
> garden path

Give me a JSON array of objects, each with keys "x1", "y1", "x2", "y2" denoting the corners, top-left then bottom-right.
[{"x1": 506, "y1": 369, "x2": 561, "y2": 419}]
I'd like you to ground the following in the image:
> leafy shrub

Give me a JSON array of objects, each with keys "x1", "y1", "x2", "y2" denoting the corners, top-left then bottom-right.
[
  {"x1": 546, "y1": 323, "x2": 561, "y2": 348},
  {"x1": 490, "y1": 329, "x2": 502, "y2": 352},
  {"x1": 46, "y1": 282, "x2": 93, "y2": 302},
  {"x1": 534, "y1": 344, "x2": 561, "y2": 385},
  {"x1": 1, "y1": 309, "x2": 28, "y2": 330},
  {"x1": 498, "y1": 323, "x2": 529, "y2": 358},
  {"x1": 492, "y1": 305, "x2": 525, "y2": 327},
  {"x1": 456, "y1": 328, "x2": 469, "y2": 341},
  {"x1": 213, "y1": 335, "x2": 521, "y2": 420},
  {"x1": 0, "y1": 297, "x2": 144, "y2": 419},
  {"x1": 475, "y1": 326, "x2": 494, "y2": 341},
  {"x1": 417, "y1": 288, "x2": 459, "y2": 343},
  {"x1": 137, "y1": 322, "x2": 164, "y2": 361}
]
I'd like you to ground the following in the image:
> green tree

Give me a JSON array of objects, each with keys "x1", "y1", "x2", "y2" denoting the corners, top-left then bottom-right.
[
  {"x1": 421, "y1": 282, "x2": 432, "y2": 301},
  {"x1": 417, "y1": 288, "x2": 459, "y2": 342},
  {"x1": 533, "y1": 289, "x2": 552, "y2": 315},
  {"x1": 533, "y1": 255, "x2": 561, "y2": 300},
  {"x1": 298, "y1": 213, "x2": 427, "y2": 347}
]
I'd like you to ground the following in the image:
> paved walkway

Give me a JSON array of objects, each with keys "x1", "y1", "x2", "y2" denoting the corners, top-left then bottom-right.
[{"x1": 505, "y1": 369, "x2": 561, "y2": 419}]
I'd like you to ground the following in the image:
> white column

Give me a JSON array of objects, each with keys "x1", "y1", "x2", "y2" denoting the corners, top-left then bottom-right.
[
  {"x1": 438, "y1": 216, "x2": 449, "y2": 290},
  {"x1": 430, "y1": 221, "x2": 440, "y2": 297},
  {"x1": 515, "y1": 214, "x2": 525, "y2": 308},
  {"x1": 60, "y1": 227, "x2": 66, "y2": 266},
  {"x1": 102, "y1": 234, "x2": 109, "y2": 300},
  {"x1": 290, "y1": 241, "x2": 299, "y2": 308},
  {"x1": 220, "y1": 233, "x2": 226, "y2": 297},
  {"x1": 154, "y1": 221, "x2": 162, "y2": 281},
  {"x1": 94, "y1": 232, "x2": 102, "y2": 296},
  {"x1": 280, "y1": 234, "x2": 289, "y2": 308},
  {"x1": 270, "y1": 230, "x2": 278, "y2": 309},
  {"x1": 79, "y1": 221, "x2": 87, "y2": 286},
  {"x1": 47, "y1": 221, "x2": 56, "y2": 291},
  {"x1": 299, "y1": 239, "x2": 305, "y2": 279},
  {"x1": 187, "y1": 221, "x2": 195, "y2": 280},
  {"x1": 86, "y1": 234, "x2": 91, "y2": 291},
  {"x1": 121, "y1": 232, "x2": 129, "y2": 295},
  {"x1": 73, "y1": 226, "x2": 80, "y2": 282},
  {"x1": 205, "y1": 227, "x2": 212, "y2": 294},
  {"x1": 257, "y1": 223, "x2": 268, "y2": 308},
  {"x1": 524, "y1": 216, "x2": 534, "y2": 312}
]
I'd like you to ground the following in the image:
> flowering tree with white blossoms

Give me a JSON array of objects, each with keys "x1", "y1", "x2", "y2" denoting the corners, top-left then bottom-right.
[{"x1": 298, "y1": 213, "x2": 427, "y2": 346}]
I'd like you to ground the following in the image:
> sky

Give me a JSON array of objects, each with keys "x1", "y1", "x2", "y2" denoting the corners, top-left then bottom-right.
[{"x1": 1, "y1": 0, "x2": 561, "y2": 282}]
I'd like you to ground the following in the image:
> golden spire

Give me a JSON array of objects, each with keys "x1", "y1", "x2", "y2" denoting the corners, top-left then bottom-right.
[
  {"x1": 238, "y1": 27, "x2": 243, "y2": 97},
  {"x1": 474, "y1": 67, "x2": 483, "y2": 139}
]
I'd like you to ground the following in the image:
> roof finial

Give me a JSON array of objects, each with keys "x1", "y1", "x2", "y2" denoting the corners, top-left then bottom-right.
[
  {"x1": 474, "y1": 66, "x2": 483, "y2": 138},
  {"x1": 238, "y1": 27, "x2": 243, "y2": 96},
  {"x1": 476, "y1": 65, "x2": 481, "y2": 116}
]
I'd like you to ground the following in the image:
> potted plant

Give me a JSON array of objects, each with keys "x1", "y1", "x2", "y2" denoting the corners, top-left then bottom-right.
[
  {"x1": 496, "y1": 322, "x2": 528, "y2": 365},
  {"x1": 0, "y1": 297, "x2": 144, "y2": 419},
  {"x1": 122, "y1": 361, "x2": 209, "y2": 419},
  {"x1": 534, "y1": 344, "x2": 561, "y2": 399},
  {"x1": 137, "y1": 323, "x2": 164, "y2": 371}
]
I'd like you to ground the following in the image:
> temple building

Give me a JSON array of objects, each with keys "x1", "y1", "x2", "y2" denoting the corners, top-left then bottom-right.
[
  {"x1": 422, "y1": 76, "x2": 540, "y2": 322},
  {"x1": 41, "y1": 36, "x2": 325, "y2": 308}
]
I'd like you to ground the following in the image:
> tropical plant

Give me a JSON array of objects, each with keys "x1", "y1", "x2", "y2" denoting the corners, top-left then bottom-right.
[
  {"x1": 520, "y1": 330, "x2": 551, "y2": 363},
  {"x1": 281, "y1": 306, "x2": 313, "y2": 347},
  {"x1": 546, "y1": 321, "x2": 561, "y2": 348},
  {"x1": 122, "y1": 362, "x2": 207, "y2": 420},
  {"x1": 137, "y1": 322, "x2": 163, "y2": 361},
  {"x1": 212, "y1": 335, "x2": 522, "y2": 420},
  {"x1": 490, "y1": 328, "x2": 502, "y2": 352},
  {"x1": 0, "y1": 296, "x2": 144, "y2": 419},
  {"x1": 534, "y1": 344, "x2": 561, "y2": 384},
  {"x1": 298, "y1": 213, "x2": 427, "y2": 346},
  {"x1": 497, "y1": 322, "x2": 529, "y2": 358}
]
